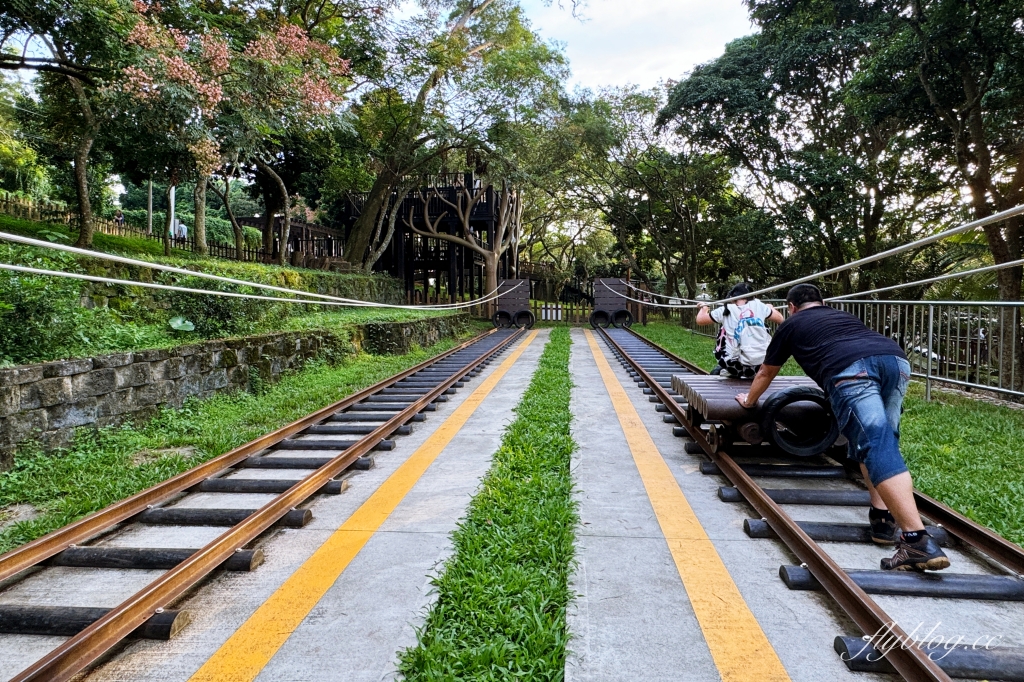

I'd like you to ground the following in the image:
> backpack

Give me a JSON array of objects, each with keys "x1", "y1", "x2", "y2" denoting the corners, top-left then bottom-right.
[{"x1": 729, "y1": 304, "x2": 772, "y2": 366}]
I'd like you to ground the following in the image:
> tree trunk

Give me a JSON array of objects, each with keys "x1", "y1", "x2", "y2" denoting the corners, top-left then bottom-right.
[
  {"x1": 255, "y1": 160, "x2": 291, "y2": 266},
  {"x1": 345, "y1": 172, "x2": 396, "y2": 268},
  {"x1": 146, "y1": 178, "x2": 153, "y2": 234},
  {"x1": 259, "y1": 187, "x2": 279, "y2": 262},
  {"x1": 72, "y1": 132, "x2": 95, "y2": 248},
  {"x1": 193, "y1": 177, "x2": 209, "y2": 255},
  {"x1": 163, "y1": 184, "x2": 174, "y2": 256},
  {"x1": 483, "y1": 250, "x2": 498, "y2": 317},
  {"x1": 222, "y1": 179, "x2": 246, "y2": 260},
  {"x1": 365, "y1": 185, "x2": 411, "y2": 270}
]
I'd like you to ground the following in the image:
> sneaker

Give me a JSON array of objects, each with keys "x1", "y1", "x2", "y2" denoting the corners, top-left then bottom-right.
[
  {"x1": 881, "y1": 533, "x2": 950, "y2": 572},
  {"x1": 710, "y1": 366, "x2": 723, "y2": 375},
  {"x1": 869, "y1": 509, "x2": 898, "y2": 545}
]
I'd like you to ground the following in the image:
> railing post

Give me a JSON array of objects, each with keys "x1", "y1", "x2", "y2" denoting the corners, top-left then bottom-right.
[{"x1": 926, "y1": 304, "x2": 934, "y2": 402}]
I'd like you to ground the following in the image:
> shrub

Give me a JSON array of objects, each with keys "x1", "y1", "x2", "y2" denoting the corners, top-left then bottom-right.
[
  {"x1": 0, "y1": 272, "x2": 83, "y2": 364},
  {"x1": 161, "y1": 276, "x2": 278, "y2": 337}
]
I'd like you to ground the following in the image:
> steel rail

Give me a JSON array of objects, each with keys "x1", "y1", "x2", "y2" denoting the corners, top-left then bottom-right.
[
  {"x1": 618, "y1": 330, "x2": 1024, "y2": 573},
  {"x1": 11, "y1": 326, "x2": 524, "y2": 682},
  {"x1": 600, "y1": 327, "x2": 951, "y2": 682},
  {"x1": 913, "y1": 491, "x2": 1024, "y2": 576},
  {"x1": 0, "y1": 327, "x2": 499, "y2": 585}
]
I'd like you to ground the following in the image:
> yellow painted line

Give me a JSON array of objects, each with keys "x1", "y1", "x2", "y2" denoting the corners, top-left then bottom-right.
[
  {"x1": 190, "y1": 330, "x2": 540, "y2": 682},
  {"x1": 583, "y1": 330, "x2": 790, "y2": 682}
]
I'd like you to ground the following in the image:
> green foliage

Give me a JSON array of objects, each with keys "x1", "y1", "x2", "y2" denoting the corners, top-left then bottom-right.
[
  {"x1": 115, "y1": 209, "x2": 262, "y2": 247},
  {"x1": 163, "y1": 277, "x2": 277, "y2": 337},
  {"x1": 0, "y1": 269, "x2": 83, "y2": 365},
  {"x1": 168, "y1": 316, "x2": 195, "y2": 332},
  {"x1": 0, "y1": 79, "x2": 50, "y2": 200},
  {"x1": 399, "y1": 328, "x2": 577, "y2": 680},
  {"x1": 0, "y1": 335, "x2": 472, "y2": 554},
  {"x1": 0, "y1": 214, "x2": 430, "y2": 364}
]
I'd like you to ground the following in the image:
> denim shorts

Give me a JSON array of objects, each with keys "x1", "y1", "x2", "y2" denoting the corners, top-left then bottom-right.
[{"x1": 825, "y1": 355, "x2": 912, "y2": 486}]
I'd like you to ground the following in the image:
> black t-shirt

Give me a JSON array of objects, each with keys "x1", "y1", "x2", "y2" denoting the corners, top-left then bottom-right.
[{"x1": 763, "y1": 305, "x2": 907, "y2": 388}]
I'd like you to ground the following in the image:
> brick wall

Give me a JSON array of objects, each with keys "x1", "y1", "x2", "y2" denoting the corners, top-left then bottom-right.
[{"x1": 0, "y1": 314, "x2": 468, "y2": 468}]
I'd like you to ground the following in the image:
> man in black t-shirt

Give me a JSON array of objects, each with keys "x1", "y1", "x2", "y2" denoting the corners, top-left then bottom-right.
[{"x1": 734, "y1": 284, "x2": 949, "y2": 572}]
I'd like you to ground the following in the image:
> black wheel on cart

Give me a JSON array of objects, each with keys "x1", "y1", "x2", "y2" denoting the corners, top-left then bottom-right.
[
  {"x1": 759, "y1": 386, "x2": 839, "y2": 457},
  {"x1": 589, "y1": 310, "x2": 611, "y2": 328},
  {"x1": 492, "y1": 310, "x2": 514, "y2": 328},
  {"x1": 611, "y1": 309, "x2": 633, "y2": 328},
  {"x1": 512, "y1": 310, "x2": 536, "y2": 329}
]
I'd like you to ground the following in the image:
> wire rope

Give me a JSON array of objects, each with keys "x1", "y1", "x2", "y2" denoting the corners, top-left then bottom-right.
[
  {"x1": 0, "y1": 263, "x2": 390, "y2": 307},
  {"x1": 0, "y1": 263, "x2": 521, "y2": 309},
  {"x1": 826, "y1": 258, "x2": 1024, "y2": 301},
  {"x1": 597, "y1": 281, "x2": 701, "y2": 309},
  {"x1": 0, "y1": 230, "x2": 515, "y2": 310},
  {"x1": 619, "y1": 279, "x2": 704, "y2": 304},
  {"x1": 707, "y1": 202, "x2": 1024, "y2": 305}
]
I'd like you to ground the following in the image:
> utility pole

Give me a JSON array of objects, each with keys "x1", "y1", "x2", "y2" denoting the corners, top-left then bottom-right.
[{"x1": 147, "y1": 178, "x2": 153, "y2": 234}]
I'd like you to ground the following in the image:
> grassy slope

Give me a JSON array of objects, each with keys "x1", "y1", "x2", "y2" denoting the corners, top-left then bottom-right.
[
  {"x1": 0, "y1": 334, "x2": 474, "y2": 554},
  {"x1": 632, "y1": 321, "x2": 1024, "y2": 546},
  {"x1": 0, "y1": 214, "x2": 454, "y2": 364},
  {"x1": 399, "y1": 327, "x2": 577, "y2": 681}
]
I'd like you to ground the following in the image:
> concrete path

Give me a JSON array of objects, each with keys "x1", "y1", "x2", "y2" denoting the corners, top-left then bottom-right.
[
  {"x1": 77, "y1": 329, "x2": 548, "y2": 682},
  {"x1": 565, "y1": 328, "x2": 886, "y2": 682}
]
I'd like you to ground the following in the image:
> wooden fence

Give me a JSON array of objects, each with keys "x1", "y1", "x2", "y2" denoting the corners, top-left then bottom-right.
[{"x1": 0, "y1": 196, "x2": 298, "y2": 265}]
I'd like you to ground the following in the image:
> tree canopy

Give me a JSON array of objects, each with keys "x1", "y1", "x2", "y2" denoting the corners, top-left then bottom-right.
[{"x1": 2, "y1": 0, "x2": 1023, "y2": 302}]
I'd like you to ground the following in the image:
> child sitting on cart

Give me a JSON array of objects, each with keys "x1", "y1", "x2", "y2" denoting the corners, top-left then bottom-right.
[{"x1": 697, "y1": 282, "x2": 784, "y2": 379}]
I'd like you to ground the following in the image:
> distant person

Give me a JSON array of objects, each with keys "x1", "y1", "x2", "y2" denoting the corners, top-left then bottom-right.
[
  {"x1": 735, "y1": 283, "x2": 949, "y2": 572},
  {"x1": 114, "y1": 209, "x2": 125, "y2": 227},
  {"x1": 696, "y1": 282, "x2": 784, "y2": 379}
]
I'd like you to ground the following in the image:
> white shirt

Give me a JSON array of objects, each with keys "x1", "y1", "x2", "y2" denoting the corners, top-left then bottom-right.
[{"x1": 710, "y1": 299, "x2": 774, "y2": 364}]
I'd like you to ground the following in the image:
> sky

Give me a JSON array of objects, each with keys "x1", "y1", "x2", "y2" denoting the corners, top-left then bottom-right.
[{"x1": 520, "y1": 0, "x2": 755, "y2": 91}]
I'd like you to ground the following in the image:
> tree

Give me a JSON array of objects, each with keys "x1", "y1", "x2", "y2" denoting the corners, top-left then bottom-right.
[
  {"x1": 406, "y1": 179, "x2": 522, "y2": 294},
  {"x1": 111, "y1": 3, "x2": 352, "y2": 261},
  {"x1": 342, "y1": 0, "x2": 565, "y2": 271},
  {"x1": 850, "y1": 0, "x2": 1024, "y2": 301},
  {"x1": 659, "y1": 8, "x2": 952, "y2": 296},
  {"x1": 0, "y1": 78, "x2": 51, "y2": 199},
  {"x1": 1, "y1": 0, "x2": 135, "y2": 246}
]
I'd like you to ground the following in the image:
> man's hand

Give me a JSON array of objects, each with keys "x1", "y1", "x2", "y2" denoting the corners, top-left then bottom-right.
[{"x1": 735, "y1": 392, "x2": 753, "y2": 409}]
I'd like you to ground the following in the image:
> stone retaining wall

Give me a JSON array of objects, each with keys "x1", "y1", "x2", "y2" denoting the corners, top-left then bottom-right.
[{"x1": 0, "y1": 314, "x2": 468, "y2": 468}]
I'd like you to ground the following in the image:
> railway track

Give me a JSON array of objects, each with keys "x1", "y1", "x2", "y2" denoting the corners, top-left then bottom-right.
[
  {"x1": 597, "y1": 326, "x2": 1024, "y2": 682},
  {"x1": 0, "y1": 327, "x2": 523, "y2": 682}
]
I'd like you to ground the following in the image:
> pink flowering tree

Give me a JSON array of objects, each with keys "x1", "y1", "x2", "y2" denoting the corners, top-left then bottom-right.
[{"x1": 114, "y1": 1, "x2": 351, "y2": 260}]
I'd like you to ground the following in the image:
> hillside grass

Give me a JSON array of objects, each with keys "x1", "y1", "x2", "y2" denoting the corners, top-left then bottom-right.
[
  {"x1": 631, "y1": 321, "x2": 1024, "y2": 546},
  {"x1": 0, "y1": 214, "x2": 457, "y2": 365},
  {"x1": 399, "y1": 327, "x2": 577, "y2": 681},
  {"x1": 0, "y1": 334, "x2": 475, "y2": 555}
]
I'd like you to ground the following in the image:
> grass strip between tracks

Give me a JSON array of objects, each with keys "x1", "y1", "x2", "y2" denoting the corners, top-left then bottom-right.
[
  {"x1": 632, "y1": 321, "x2": 1024, "y2": 547},
  {"x1": 0, "y1": 335, "x2": 474, "y2": 554},
  {"x1": 398, "y1": 327, "x2": 577, "y2": 681}
]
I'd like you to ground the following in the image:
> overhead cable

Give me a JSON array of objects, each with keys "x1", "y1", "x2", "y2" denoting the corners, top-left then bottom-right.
[
  {"x1": 710, "y1": 202, "x2": 1024, "y2": 305},
  {"x1": 599, "y1": 281, "x2": 700, "y2": 309},
  {"x1": 619, "y1": 279, "x2": 704, "y2": 304},
  {"x1": 0, "y1": 230, "x2": 514, "y2": 310},
  {"x1": 0, "y1": 263, "x2": 519, "y2": 310},
  {"x1": 826, "y1": 258, "x2": 1024, "y2": 301}
]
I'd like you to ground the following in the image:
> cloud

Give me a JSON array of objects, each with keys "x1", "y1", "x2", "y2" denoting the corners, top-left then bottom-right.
[{"x1": 522, "y1": 0, "x2": 754, "y2": 90}]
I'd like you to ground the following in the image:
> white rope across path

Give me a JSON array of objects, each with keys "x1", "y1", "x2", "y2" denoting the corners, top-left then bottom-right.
[
  {"x1": 0, "y1": 263, "x2": 520, "y2": 310},
  {"x1": 619, "y1": 279, "x2": 704, "y2": 304},
  {"x1": 710, "y1": 202, "x2": 1024, "y2": 305},
  {"x1": 826, "y1": 258, "x2": 1024, "y2": 301},
  {"x1": 0, "y1": 263, "x2": 375, "y2": 307},
  {"x1": 599, "y1": 281, "x2": 701, "y2": 309},
  {"x1": 0, "y1": 230, "x2": 514, "y2": 310}
]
